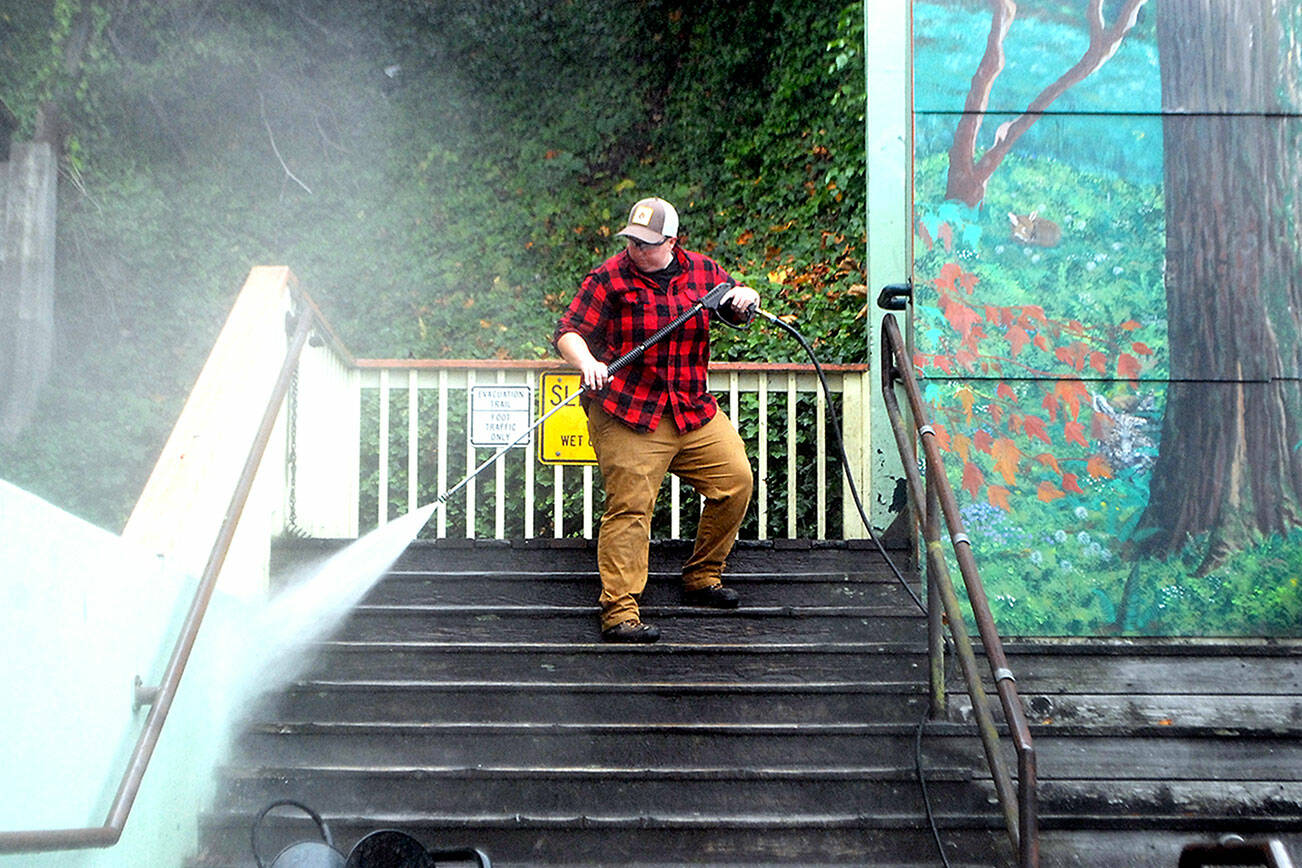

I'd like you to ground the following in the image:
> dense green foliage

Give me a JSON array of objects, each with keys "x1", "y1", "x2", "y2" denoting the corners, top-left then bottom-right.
[{"x1": 0, "y1": 0, "x2": 867, "y2": 529}]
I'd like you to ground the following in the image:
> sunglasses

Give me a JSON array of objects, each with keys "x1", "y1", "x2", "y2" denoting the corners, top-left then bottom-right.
[{"x1": 627, "y1": 236, "x2": 670, "y2": 250}]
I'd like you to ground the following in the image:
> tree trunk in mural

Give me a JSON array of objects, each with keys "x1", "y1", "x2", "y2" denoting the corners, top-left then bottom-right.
[{"x1": 1138, "y1": 1, "x2": 1302, "y2": 570}]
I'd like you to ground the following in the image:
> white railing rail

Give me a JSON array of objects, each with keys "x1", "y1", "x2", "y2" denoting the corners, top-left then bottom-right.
[{"x1": 349, "y1": 359, "x2": 872, "y2": 541}]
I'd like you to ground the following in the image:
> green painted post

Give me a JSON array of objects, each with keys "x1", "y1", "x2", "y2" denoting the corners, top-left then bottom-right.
[{"x1": 864, "y1": 0, "x2": 913, "y2": 538}]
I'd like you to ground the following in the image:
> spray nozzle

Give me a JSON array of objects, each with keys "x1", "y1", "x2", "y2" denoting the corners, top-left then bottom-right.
[{"x1": 703, "y1": 280, "x2": 758, "y2": 329}]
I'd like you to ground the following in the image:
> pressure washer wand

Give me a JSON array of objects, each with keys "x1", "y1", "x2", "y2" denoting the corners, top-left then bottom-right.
[
  {"x1": 426, "y1": 281, "x2": 738, "y2": 519},
  {"x1": 607, "y1": 279, "x2": 737, "y2": 374},
  {"x1": 430, "y1": 388, "x2": 580, "y2": 513}
]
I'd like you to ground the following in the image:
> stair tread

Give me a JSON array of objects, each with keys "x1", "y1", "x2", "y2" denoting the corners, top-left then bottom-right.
[
  {"x1": 246, "y1": 720, "x2": 938, "y2": 733},
  {"x1": 287, "y1": 678, "x2": 923, "y2": 690},
  {"x1": 351, "y1": 603, "x2": 921, "y2": 615},
  {"x1": 222, "y1": 763, "x2": 971, "y2": 779},
  {"x1": 315, "y1": 640, "x2": 928, "y2": 651},
  {"x1": 207, "y1": 808, "x2": 973, "y2": 826},
  {"x1": 384, "y1": 569, "x2": 901, "y2": 579}
]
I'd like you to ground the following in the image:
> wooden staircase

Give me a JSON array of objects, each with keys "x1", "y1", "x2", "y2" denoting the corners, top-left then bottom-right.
[
  {"x1": 192, "y1": 538, "x2": 1302, "y2": 866},
  {"x1": 983, "y1": 638, "x2": 1302, "y2": 863}
]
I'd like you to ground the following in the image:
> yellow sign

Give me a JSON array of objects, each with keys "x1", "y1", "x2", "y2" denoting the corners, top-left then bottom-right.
[{"x1": 538, "y1": 371, "x2": 597, "y2": 465}]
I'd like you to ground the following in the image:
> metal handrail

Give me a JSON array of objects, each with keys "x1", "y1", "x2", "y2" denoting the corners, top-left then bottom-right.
[
  {"x1": 879, "y1": 313, "x2": 1039, "y2": 868},
  {"x1": 0, "y1": 306, "x2": 316, "y2": 854}
]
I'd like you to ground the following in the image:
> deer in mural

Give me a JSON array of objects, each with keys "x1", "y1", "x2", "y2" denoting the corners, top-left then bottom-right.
[{"x1": 1007, "y1": 211, "x2": 1061, "y2": 247}]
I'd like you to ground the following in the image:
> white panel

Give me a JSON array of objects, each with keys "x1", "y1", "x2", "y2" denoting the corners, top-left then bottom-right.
[
  {"x1": 524, "y1": 370, "x2": 536, "y2": 539},
  {"x1": 495, "y1": 370, "x2": 506, "y2": 539},
  {"x1": 407, "y1": 370, "x2": 419, "y2": 515},
  {"x1": 464, "y1": 369, "x2": 475, "y2": 538},
  {"x1": 787, "y1": 373, "x2": 798, "y2": 538},
  {"x1": 553, "y1": 464, "x2": 563, "y2": 538},
  {"x1": 817, "y1": 384, "x2": 827, "y2": 540},
  {"x1": 583, "y1": 465, "x2": 593, "y2": 539},
  {"x1": 378, "y1": 369, "x2": 390, "y2": 527}
]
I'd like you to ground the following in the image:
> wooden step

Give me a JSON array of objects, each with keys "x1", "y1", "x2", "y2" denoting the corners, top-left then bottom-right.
[
  {"x1": 335, "y1": 604, "x2": 923, "y2": 643},
  {"x1": 215, "y1": 763, "x2": 986, "y2": 817},
  {"x1": 195, "y1": 810, "x2": 1009, "y2": 867},
  {"x1": 257, "y1": 678, "x2": 930, "y2": 724},
  {"x1": 230, "y1": 721, "x2": 959, "y2": 769},
  {"x1": 364, "y1": 569, "x2": 910, "y2": 608},
  {"x1": 300, "y1": 640, "x2": 929, "y2": 682}
]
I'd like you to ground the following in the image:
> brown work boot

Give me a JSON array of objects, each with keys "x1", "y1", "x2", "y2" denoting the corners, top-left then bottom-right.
[{"x1": 600, "y1": 619, "x2": 661, "y2": 643}]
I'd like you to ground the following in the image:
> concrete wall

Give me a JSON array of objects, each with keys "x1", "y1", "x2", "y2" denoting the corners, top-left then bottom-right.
[{"x1": 0, "y1": 480, "x2": 250, "y2": 867}]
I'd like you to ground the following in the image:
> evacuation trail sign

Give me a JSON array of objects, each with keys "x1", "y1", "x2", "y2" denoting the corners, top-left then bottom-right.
[
  {"x1": 469, "y1": 386, "x2": 532, "y2": 447},
  {"x1": 538, "y1": 371, "x2": 597, "y2": 465}
]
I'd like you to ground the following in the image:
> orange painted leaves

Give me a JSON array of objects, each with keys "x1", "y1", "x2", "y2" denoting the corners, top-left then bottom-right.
[
  {"x1": 1054, "y1": 380, "x2": 1089, "y2": 420},
  {"x1": 1037, "y1": 481, "x2": 1066, "y2": 502},
  {"x1": 953, "y1": 432, "x2": 972, "y2": 463},
  {"x1": 1022, "y1": 415, "x2": 1051, "y2": 445},
  {"x1": 1005, "y1": 324, "x2": 1031, "y2": 357},
  {"x1": 1035, "y1": 452, "x2": 1062, "y2": 475},
  {"x1": 1087, "y1": 455, "x2": 1115, "y2": 479},
  {"x1": 1064, "y1": 420, "x2": 1089, "y2": 448},
  {"x1": 991, "y1": 438, "x2": 1022, "y2": 485},
  {"x1": 956, "y1": 385, "x2": 975, "y2": 422},
  {"x1": 930, "y1": 423, "x2": 952, "y2": 452},
  {"x1": 935, "y1": 262, "x2": 979, "y2": 295},
  {"x1": 962, "y1": 461, "x2": 985, "y2": 499}
]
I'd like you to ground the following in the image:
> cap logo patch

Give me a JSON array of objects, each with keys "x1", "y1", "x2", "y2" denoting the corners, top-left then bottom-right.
[{"x1": 630, "y1": 204, "x2": 655, "y2": 226}]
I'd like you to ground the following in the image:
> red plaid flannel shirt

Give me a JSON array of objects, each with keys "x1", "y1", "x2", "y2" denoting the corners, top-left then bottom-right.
[{"x1": 554, "y1": 246, "x2": 732, "y2": 433}]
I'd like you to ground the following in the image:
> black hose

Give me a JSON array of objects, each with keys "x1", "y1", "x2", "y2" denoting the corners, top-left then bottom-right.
[
  {"x1": 757, "y1": 307, "x2": 954, "y2": 868},
  {"x1": 915, "y1": 705, "x2": 956, "y2": 868},
  {"x1": 755, "y1": 309, "x2": 925, "y2": 614}
]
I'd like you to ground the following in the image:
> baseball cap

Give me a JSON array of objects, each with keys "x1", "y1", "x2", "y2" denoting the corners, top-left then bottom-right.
[{"x1": 615, "y1": 197, "x2": 679, "y2": 244}]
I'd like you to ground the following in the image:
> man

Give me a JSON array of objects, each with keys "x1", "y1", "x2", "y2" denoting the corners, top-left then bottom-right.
[{"x1": 554, "y1": 196, "x2": 761, "y2": 643}]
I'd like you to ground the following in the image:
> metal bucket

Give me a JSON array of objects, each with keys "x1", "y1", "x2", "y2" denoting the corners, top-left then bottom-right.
[{"x1": 252, "y1": 800, "x2": 347, "y2": 868}]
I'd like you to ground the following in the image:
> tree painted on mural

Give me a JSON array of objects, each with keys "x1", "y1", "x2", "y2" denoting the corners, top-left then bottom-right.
[
  {"x1": 1134, "y1": 0, "x2": 1302, "y2": 573},
  {"x1": 944, "y1": 0, "x2": 1150, "y2": 207},
  {"x1": 918, "y1": 0, "x2": 1162, "y2": 536}
]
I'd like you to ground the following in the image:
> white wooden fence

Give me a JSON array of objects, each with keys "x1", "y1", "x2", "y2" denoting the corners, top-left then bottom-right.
[{"x1": 344, "y1": 359, "x2": 872, "y2": 541}]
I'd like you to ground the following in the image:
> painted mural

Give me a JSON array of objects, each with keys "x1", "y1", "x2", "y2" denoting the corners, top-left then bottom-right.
[{"x1": 912, "y1": 1, "x2": 1302, "y2": 636}]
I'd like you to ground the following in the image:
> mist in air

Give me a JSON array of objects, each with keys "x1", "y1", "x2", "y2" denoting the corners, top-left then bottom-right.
[
  {"x1": 4, "y1": 1, "x2": 650, "y2": 529},
  {"x1": 3, "y1": 3, "x2": 847, "y2": 530}
]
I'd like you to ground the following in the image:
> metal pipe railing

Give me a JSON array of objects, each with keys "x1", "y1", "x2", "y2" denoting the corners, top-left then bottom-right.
[
  {"x1": 0, "y1": 305, "x2": 316, "y2": 854},
  {"x1": 879, "y1": 312, "x2": 1039, "y2": 867}
]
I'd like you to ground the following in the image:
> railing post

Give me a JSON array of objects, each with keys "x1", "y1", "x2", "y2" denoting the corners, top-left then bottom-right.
[
  {"x1": 879, "y1": 313, "x2": 1038, "y2": 865},
  {"x1": 925, "y1": 471, "x2": 947, "y2": 719},
  {"x1": 839, "y1": 370, "x2": 871, "y2": 539}
]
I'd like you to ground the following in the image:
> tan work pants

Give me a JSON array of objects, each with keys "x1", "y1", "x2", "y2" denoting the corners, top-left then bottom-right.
[{"x1": 586, "y1": 404, "x2": 753, "y2": 630}]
